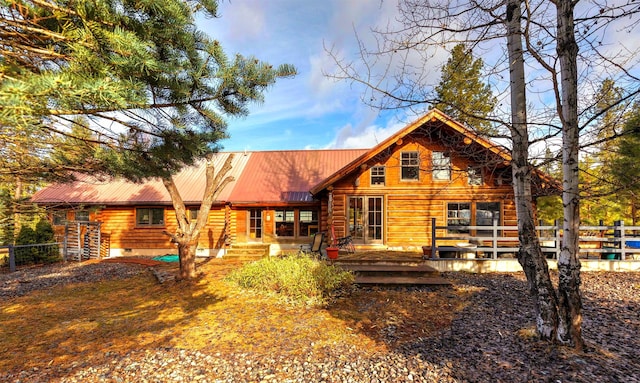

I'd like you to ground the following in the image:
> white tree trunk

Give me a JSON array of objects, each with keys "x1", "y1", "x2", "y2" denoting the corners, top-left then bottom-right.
[
  {"x1": 556, "y1": 0, "x2": 584, "y2": 350},
  {"x1": 506, "y1": 0, "x2": 559, "y2": 340}
]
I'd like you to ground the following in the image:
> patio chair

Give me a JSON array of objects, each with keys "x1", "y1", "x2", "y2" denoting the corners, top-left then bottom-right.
[
  {"x1": 336, "y1": 235, "x2": 355, "y2": 253},
  {"x1": 299, "y1": 232, "x2": 325, "y2": 258}
]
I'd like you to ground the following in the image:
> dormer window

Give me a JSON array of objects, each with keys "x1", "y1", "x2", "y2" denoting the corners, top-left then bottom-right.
[
  {"x1": 401, "y1": 152, "x2": 419, "y2": 180},
  {"x1": 371, "y1": 166, "x2": 386, "y2": 186}
]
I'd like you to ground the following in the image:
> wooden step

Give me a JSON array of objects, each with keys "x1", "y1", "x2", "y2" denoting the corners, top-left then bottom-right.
[
  {"x1": 224, "y1": 244, "x2": 270, "y2": 259},
  {"x1": 338, "y1": 264, "x2": 438, "y2": 272},
  {"x1": 354, "y1": 275, "x2": 451, "y2": 285}
]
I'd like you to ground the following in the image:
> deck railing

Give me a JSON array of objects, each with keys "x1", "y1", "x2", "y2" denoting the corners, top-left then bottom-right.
[{"x1": 429, "y1": 218, "x2": 640, "y2": 260}]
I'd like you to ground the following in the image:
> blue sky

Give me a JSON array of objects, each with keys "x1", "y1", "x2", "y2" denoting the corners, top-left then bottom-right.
[
  {"x1": 199, "y1": 1, "x2": 640, "y2": 154},
  {"x1": 199, "y1": 0, "x2": 417, "y2": 152}
]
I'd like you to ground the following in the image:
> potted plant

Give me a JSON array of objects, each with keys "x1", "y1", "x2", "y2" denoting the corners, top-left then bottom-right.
[{"x1": 326, "y1": 225, "x2": 339, "y2": 260}]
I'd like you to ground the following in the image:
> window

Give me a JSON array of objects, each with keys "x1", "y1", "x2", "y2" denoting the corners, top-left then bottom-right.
[
  {"x1": 432, "y1": 152, "x2": 451, "y2": 180},
  {"x1": 476, "y1": 202, "x2": 500, "y2": 236},
  {"x1": 370, "y1": 166, "x2": 386, "y2": 186},
  {"x1": 446, "y1": 202, "x2": 501, "y2": 236},
  {"x1": 299, "y1": 210, "x2": 319, "y2": 237},
  {"x1": 447, "y1": 203, "x2": 471, "y2": 234},
  {"x1": 136, "y1": 208, "x2": 164, "y2": 226},
  {"x1": 275, "y1": 209, "x2": 295, "y2": 237},
  {"x1": 52, "y1": 211, "x2": 67, "y2": 226},
  {"x1": 467, "y1": 166, "x2": 483, "y2": 186},
  {"x1": 75, "y1": 210, "x2": 90, "y2": 221},
  {"x1": 188, "y1": 208, "x2": 198, "y2": 221},
  {"x1": 401, "y1": 152, "x2": 419, "y2": 180}
]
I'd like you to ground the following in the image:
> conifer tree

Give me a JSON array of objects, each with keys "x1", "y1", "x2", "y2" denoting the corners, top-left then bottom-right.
[
  {"x1": 433, "y1": 43, "x2": 497, "y2": 135},
  {"x1": 1, "y1": 0, "x2": 296, "y2": 278}
]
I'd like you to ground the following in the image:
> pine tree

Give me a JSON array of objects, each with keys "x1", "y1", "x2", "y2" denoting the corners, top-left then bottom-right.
[
  {"x1": 611, "y1": 106, "x2": 640, "y2": 225},
  {"x1": 1, "y1": 0, "x2": 296, "y2": 278},
  {"x1": 433, "y1": 43, "x2": 497, "y2": 135}
]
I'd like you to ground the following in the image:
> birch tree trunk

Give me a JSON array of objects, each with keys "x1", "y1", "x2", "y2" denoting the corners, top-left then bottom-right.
[
  {"x1": 163, "y1": 154, "x2": 235, "y2": 280},
  {"x1": 555, "y1": 0, "x2": 584, "y2": 350},
  {"x1": 506, "y1": 0, "x2": 559, "y2": 340}
]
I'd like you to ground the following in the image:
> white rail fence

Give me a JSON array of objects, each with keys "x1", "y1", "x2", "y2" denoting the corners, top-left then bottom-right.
[{"x1": 429, "y1": 218, "x2": 640, "y2": 260}]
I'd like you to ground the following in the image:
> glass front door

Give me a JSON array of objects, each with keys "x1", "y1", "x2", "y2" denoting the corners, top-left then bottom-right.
[
  {"x1": 249, "y1": 209, "x2": 262, "y2": 240},
  {"x1": 348, "y1": 196, "x2": 383, "y2": 244}
]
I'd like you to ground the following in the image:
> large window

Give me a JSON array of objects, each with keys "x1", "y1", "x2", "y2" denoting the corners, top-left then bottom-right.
[
  {"x1": 299, "y1": 210, "x2": 319, "y2": 237},
  {"x1": 275, "y1": 209, "x2": 295, "y2": 237},
  {"x1": 476, "y1": 202, "x2": 501, "y2": 236},
  {"x1": 370, "y1": 166, "x2": 386, "y2": 186},
  {"x1": 432, "y1": 152, "x2": 451, "y2": 180},
  {"x1": 447, "y1": 203, "x2": 471, "y2": 234},
  {"x1": 401, "y1": 152, "x2": 420, "y2": 180},
  {"x1": 446, "y1": 202, "x2": 501, "y2": 236},
  {"x1": 136, "y1": 208, "x2": 164, "y2": 227}
]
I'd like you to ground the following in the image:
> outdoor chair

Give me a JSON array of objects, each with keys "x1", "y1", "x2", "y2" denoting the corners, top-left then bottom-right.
[
  {"x1": 336, "y1": 235, "x2": 355, "y2": 253},
  {"x1": 299, "y1": 232, "x2": 325, "y2": 258}
]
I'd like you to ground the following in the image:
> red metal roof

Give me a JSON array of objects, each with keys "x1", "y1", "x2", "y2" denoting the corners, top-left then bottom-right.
[
  {"x1": 31, "y1": 150, "x2": 367, "y2": 206},
  {"x1": 30, "y1": 152, "x2": 248, "y2": 206},
  {"x1": 229, "y1": 149, "x2": 367, "y2": 204}
]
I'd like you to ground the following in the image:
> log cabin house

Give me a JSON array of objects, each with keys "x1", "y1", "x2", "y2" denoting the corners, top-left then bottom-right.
[{"x1": 30, "y1": 109, "x2": 556, "y2": 258}]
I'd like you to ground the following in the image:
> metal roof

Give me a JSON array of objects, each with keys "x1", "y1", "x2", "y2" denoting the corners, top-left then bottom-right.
[
  {"x1": 31, "y1": 149, "x2": 367, "y2": 206},
  {"x1": 30, "y1": 152, "x2": 249, "y2": 206},
  {"x1": 229, "y1": 149, "x2": 367, "y2": 204}
]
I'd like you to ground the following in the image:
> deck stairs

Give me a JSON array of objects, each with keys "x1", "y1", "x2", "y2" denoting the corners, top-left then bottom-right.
[
  {"x1": 224, "y1": 243, "x2": 270, "y2": 260},
  {"x1": 335, "y1": 260, "x2": 451, "y2": 286}
]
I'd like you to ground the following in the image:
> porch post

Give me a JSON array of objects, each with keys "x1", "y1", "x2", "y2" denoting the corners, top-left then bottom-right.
[{"x1": 431, "y1": 218, "x2": 437, "y2": 260}]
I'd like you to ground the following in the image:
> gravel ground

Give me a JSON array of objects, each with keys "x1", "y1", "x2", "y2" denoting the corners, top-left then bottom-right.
[{"x1": 1, "y1": 262, "x2": 639, "y2": 382}]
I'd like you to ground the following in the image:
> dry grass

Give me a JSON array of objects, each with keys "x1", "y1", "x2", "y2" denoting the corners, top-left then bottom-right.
[{"x1": 0, "y1": 259, "x2": 466, "y2": 375}]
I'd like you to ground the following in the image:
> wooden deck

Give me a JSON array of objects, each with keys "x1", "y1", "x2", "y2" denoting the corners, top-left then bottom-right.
[{"x1": 332, "y1": 251, "x2": 451, "y2": 286}]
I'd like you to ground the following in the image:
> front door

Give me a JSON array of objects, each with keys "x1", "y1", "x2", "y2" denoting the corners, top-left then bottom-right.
[
  {"x1": 249, "y1": 209, "x2": 262, "y2": 241},
  {"x1": 348, "y1": 196, "x2": 383, "y2": 244}
]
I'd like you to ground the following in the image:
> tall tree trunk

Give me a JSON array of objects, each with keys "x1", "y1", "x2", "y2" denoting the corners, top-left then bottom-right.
[
  {"x1": 13, "y1": 177, "x2": 23, "y2": 241},
  {"x1": 556, "y1": 0, "x2": 584, "y2": 350},
  {"x1": 162, "y1": 154, "x2": 235, "y2": 280},
  {"x1": 506, "y1": 0, "x2": 559, "y2": 339}
]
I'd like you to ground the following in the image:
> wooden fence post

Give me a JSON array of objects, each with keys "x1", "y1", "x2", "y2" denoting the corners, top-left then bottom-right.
[
  {"x1": 492, "y1": 218, "x2": 498, "y2": 259},
  {"x1": 9, "y1": 244, "x2": 15, "y2": 272}
]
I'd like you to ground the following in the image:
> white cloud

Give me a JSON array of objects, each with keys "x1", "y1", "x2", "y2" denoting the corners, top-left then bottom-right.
[
  {"x1": 328, "y1": 115, "x2": 408, "y2": 149},
  {"x1": 216, "y1": 1, "x2": 267, "y2": 42}
]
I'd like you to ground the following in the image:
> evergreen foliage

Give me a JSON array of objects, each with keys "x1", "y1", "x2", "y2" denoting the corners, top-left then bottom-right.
[
  {"x1": 433, "y1": 43, "x2": 497, "y2": 135},
  {"x1": 1, "y1": 0, "x2": 296, "y2": 182},
  {"x1": 611, "y1": 106, "x2": 640, "y2": 224}
]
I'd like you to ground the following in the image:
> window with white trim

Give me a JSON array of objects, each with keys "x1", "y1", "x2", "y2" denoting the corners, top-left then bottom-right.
[
  {"x1": 447, "y1": 203, "x2": 471, "y2": 234},
  {"x1": 432, "y1": 152, "x2": 451, "y2": 180},
  {"x1": 401, "y1": 152, "x2": 419, "y2": 180},
  {"x1": 370, "y1": 166, "x2": 386, "y2": 186},
  {"x1": 275, "y1": 209, "x2": 295, "y2": 237},
  {"x1": 299, "y1": 210, "x2": 319, "y2": 237}
]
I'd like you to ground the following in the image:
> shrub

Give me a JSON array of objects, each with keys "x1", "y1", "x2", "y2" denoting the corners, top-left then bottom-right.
[
  {"x1": 226, "y1": 254, "x2": 354, "y2": 306},
  {"x1": 12, "y1": 221, "x2": 61, "y2": 265}
]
